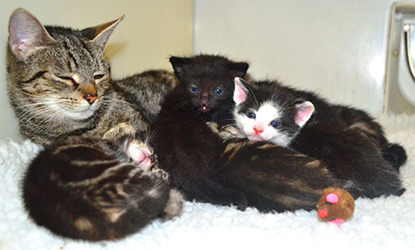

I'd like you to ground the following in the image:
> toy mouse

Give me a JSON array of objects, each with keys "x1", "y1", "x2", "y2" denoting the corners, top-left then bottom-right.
[{"x1": 317, "y1": 188, "x2": 355, "y2": 225}]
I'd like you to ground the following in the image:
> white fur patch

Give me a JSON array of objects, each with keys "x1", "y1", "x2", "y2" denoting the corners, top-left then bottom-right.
[{"x1": 235, "y1": 102, "x2": 291, "y2": 146}]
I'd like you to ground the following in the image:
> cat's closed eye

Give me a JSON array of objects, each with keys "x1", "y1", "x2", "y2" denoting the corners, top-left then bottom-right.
[
  {"x1": 55, "y1": 74, "x2": 79, "y2": 87},
  {"x1": 94, "y1": 74, "x2": 105, "y2": 80}
]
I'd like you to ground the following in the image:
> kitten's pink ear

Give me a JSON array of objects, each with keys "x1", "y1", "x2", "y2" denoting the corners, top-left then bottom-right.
[
  {"x1": 82, "y1": 15, "x2": 125, "y2": 50},
  {"x1": 234, "y1": 77, "x2": 249, "y2": 106},
  {"x1": 8, "y1": 8, "x2": 55, "y2": 61},
  {"x1": 295, "y1": 101, "x2": 315, "y2": 127}
]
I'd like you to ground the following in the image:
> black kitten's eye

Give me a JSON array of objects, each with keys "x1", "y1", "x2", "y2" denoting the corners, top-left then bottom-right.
[
  {"x1": 214, "y1": 88, "x2": 223, "y2": 95},
  {"x1": 246, "y1": 112, "x2": 256, "y2": 119},
  {"x1": 190, "y1": 86, "x2": 199, "y2": 92},
  {"x1": 270, "y1": 120, "x2": 282, "y2": 128},
  {"x1": 94, "y1": 74, "x2": 105, "y2": 80}
]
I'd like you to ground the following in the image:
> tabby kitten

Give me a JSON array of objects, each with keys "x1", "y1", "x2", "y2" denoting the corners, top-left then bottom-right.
[
  {"x1": 7, "y1": 9, "x2": 176, "y2": 146},
  {"x1": 8, "y1": 8, "x2": 182, "y2": 241},
  {"x1": 150, "y1": 55, "x2": 250, "y2": 209},
  {"x1": 228, "y1": 77, "x2": 405, "y2": 199},
  {"x1": 23, "y1": 134, "x2": 183, "y2": 241}
]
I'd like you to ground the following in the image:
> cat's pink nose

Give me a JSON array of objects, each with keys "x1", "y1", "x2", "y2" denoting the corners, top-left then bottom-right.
[
  {"x1": 254, "y1": 123, "x2": 264, "y2": 134},
  {"x1": 84, "y1": 94, "x2": 97, "y2": 105}
]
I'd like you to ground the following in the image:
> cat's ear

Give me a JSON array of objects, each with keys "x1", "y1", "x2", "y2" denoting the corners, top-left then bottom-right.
[
  {"x1": 8, "y1": 8, "x2": 56, "y2": 61},
  {"x1": 228, "y1": 62, "x2": 249, "y2": 78},
  {"x1": 169, "y1": 56, "x2": 191, "y2": 80},
  {"x1": 234, "y1": 77, "x2": 250, "y2": 106},
  {"x1": 81, "y1": 15, "x2": 125, "y2": 50},
  {"x1": 295, "y1": 101, "x2": 315, "y2": 127}
]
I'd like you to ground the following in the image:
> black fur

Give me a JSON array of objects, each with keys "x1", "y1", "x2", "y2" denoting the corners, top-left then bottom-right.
[
  {"x1": 150, "y1": 55, "x2": 249, "y2": 209},
  {"x1": 244, "y1": 80, "x2": 406, "y2": 198},
  {"x1": 218, "y1": 139, "x2": 342, "y2": 212}
]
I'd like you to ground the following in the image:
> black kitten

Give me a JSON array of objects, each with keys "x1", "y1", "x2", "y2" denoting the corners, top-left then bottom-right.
[{"x1": 150, "y1": 55, "x2": 250, "y2": 209}]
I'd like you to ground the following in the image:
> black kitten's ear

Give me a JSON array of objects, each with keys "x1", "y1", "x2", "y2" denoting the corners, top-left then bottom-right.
[
  {"x1": 228, "y1": 62, "x2": 249, "y2": 78},
  {"x1": 234, "y1": 77, "x2": 251, "y2": 105},
  {"x1": 81, "y1": 15, "x2": 124, "y2": 51},
  {"x1": 8, "y1": 8, "x2": 56, "y2": 61},
  {"x1": 169, "y1": 56, "x2": 191, "y2": 80}
]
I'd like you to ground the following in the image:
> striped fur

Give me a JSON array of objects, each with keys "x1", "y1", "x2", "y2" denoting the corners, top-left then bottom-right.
[
  {"x1": 7, "y1": 9, "x2": 177, "y2": 146},
  {"x1": 7, "y1": 9, "x2": 182, "y2": 241},
  {"x1": 23, "y1": 136, "x2": 183, "y2": 241}
]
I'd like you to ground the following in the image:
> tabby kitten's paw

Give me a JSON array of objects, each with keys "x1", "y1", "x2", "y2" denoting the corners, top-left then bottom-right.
[
  {"x1": 127, "y1": 139, "x2": 156, "y2": 171},
  {"x1": 152, "y1": 168, "x2": 169, "y2": 181},
  {"x1": 103, "y1": 122, "x2": 136, "y2": 140},
  {"x1": 207, "y1": 122, "x2": 244, "y2": 141},
  {"x1": 317, "y1": 188, "x2": 355, "y2": 225},
  {"x1": 160, "y1": 189, "x2": 184, "y2": 221}
]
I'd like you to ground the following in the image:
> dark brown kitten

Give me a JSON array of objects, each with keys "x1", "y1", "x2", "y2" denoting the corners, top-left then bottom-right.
[
  {"x1": 151, "y1": 55, "x2": 250, "y2": 209},
  {"x1": 208, "y1": 122, "x2": 355, "y2": 223},
  {"x1": 23, "y1": 134, "x2": 183, "y2": 241}
]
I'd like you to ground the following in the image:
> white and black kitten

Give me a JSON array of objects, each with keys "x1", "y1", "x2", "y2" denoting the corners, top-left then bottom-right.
[
  {"x1": 228, "y1": 77, "x2": 405, "y2": 199},
  {"x1": 232, "y1": 77, "x2": 314, "y2": 147}
]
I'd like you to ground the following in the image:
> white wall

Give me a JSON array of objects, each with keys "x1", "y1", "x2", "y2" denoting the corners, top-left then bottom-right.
[
  {"x1": 194, "y1": 0, "x2": 415, "y2": 116},
  {"x1": 0, "y1": 0, "x2": 193, "y2": 141}
]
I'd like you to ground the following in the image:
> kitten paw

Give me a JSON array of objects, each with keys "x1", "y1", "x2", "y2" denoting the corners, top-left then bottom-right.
[
  {"x1": 317, "y1": 187, "x2": 355, "y2": 225},
  {"x1": 206, "y1": 122, "x2": 244, "y2": 141},
  {"x1": 160, "y1": 189, "x2": 184, "y2": 221},
  {"x1": 103, "y1": 123, "x2": 136, "y2": 140},
  {"x1": 151, "y1": 168, "x2": 169, "y2": 181},
  {"x1": 219, "y1": 125, "x2": 245, "y2": 140},
  {"x1": 127, "y1": 140, "x2": 157, "y2": 171}
]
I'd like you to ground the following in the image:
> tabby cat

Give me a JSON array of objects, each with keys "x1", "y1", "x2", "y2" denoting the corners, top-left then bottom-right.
[
  {"x1": 7, "y1": 8, "x2": 182, "y2": 241},
  {"x1": 7, "y1": 9, "x2": 176, "y2": 146},
  {"x1": 226, "y1": 77, "x2": 406, "y2": 199}
]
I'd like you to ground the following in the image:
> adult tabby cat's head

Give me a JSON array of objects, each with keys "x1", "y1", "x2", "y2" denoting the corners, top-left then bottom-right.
[
  {"x1": 7, "y1": 8, "x2": 123, "y2": 121},
  {"x1": 169, "y1": 55, "x2": 249, "y2": 113},
  {"x1": 233, "y1": 78, "x2": 314, "y2": 146}
]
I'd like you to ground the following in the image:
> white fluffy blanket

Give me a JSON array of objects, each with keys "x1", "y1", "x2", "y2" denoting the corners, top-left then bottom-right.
[{"x1": 1, "y1": 114, "x2": 415, "y2": 250}]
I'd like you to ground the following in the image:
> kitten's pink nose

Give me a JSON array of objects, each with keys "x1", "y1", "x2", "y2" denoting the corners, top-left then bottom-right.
[{"x1": 254, "y1": 123, "x2": 264, "y2": 135}]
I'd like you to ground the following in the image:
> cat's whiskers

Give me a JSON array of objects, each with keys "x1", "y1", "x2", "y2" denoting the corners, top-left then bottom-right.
[
  {"x1": 101, "y1": 44, "x2": 124, "y2": 60},
  {"x1": 173, "y1": 99, "x2": 189, "y2": 110}
]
